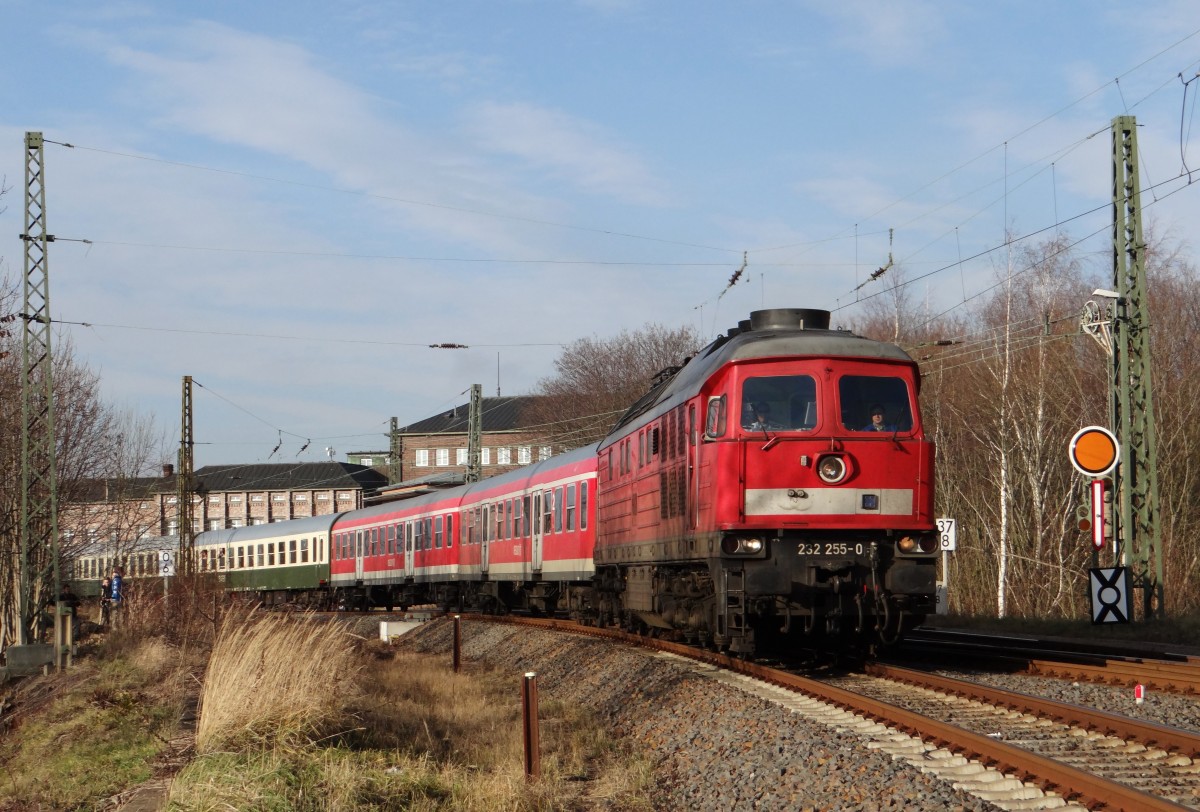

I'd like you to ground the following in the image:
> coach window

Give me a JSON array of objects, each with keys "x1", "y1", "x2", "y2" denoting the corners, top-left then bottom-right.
[
  {"x1": 387, "y1": 525, "x2": 395, "y2": 555},
  {"x1": 514, "y1": 497, "x2": 525, "y2": 538},
  {"x1": 838, "y1": 375, "x2": 913, "y2": 433},
  {"x1": 505, "y1": 500, "x2": 514, "y2": 539},
  {"x1": 704, "y1": 395, "x2": 727, "y2": 439},
  {"x1": 542, "y1": 490, "x2": 554, "y2": 534},
  {"x1": 301, "y1": 538, "x2": 309, "y2": 563},
  {"x1": 268, "y1": 543, "x2": 276, "y2": 566},
  {"x1": 237, "y1": 546, "x2": 245, "y2": 569},
  {"x1": 256, "y1": 544, "x2": 265, "y2": 568},
  {"x1": 566, "y1": 483, "x2": 577, "y2": 531},
  {"x1": 446, "y1": 514, "x2": 454, "y2": 547},
  {"x1": 554, "y1": 487, "x2": 564, "y2": 532},
  {"x1": 495, "y1": 505, "x2": 504, "y2": 541},
  {"x1": 219, "y1": 549, "x2": 227, "y2": 570},
  {"x1": 435, "y1": 516, "x2": 443, "y2": 549},
  {"x1": 289, "y1": 539, "x2": 297, "y2": 564},
  {"x1": 581, "y1": 482, "x2": 589, "y2": 530}
]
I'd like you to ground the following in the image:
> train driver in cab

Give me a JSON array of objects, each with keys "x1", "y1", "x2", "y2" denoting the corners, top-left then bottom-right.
[
  {"x1": 862, "y1": 403, "x2": 895, "y2": 432},
  {"x1": 744, "y1": 401, "x2": 782, "y2": 432}
]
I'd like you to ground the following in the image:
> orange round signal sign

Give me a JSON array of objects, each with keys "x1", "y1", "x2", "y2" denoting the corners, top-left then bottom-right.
[{"x1": 1069, "y1": 426, "x2": 1119, "y2": 477}]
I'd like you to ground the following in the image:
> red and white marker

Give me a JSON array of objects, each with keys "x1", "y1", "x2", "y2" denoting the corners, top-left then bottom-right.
[{"x1": 1134, "y1": 683, "x2": 1146, "y2": 705}]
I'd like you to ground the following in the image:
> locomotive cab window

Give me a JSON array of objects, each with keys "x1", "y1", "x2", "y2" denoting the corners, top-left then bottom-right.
[
  {"x1": 838, "y1": 375, "x2": 914, "y2": 433},
  {"x1": 741, "y1": 375, "x2": 817, "y2": 431},
  {"x1": 704, "y1": 395, "x2": 726, "y2": 439}
]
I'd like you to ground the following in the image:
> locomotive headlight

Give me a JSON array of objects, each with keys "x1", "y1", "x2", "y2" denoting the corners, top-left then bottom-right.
[
  {"x1": 721, "y1": 536, "x2": 765, "y2": 555},
  {"x1": 816, "y1": 454, "x2": 848, "y2": 484},
  {"x1": 897, "y1": 535, "x2": 939, "y2": 554}
]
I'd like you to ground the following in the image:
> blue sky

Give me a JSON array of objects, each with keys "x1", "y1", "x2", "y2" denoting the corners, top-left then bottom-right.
[{"x1": 3, "y1": 1, "x2": 1200, "y2": 468}]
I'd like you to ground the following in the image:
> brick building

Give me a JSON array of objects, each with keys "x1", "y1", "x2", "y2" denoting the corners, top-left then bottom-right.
[
  {"x1": 62, "y1": 461, "x2": 388, "y2": 549},
  {"x1": 355, "y1": 396, "x2": 556, "y2": 492},
  {"x1": 61, "y1": 396, "x2": 551, "y2": 548}
]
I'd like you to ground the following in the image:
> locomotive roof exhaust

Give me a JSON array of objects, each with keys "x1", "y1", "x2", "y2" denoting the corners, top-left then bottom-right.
[{"x1": 747, "y1": 308, "x2": 831, "y2": 332}]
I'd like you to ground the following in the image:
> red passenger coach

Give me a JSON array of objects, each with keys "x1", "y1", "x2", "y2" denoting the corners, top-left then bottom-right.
[
  {"x1": 327, "y1": 443, "x2": 597, "y2": 614},
  {"x1": 592, "y1": 308, "x2": 939, "y2": 654}
]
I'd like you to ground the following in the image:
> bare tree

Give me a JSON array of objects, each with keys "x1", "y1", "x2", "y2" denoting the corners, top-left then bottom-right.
[
  {"x1": 1141, "y1": 231, "x2": 1200, "y2": 612},
  {"x1": 526, "y1": 322, "x2": 704, "y2": 449},
  {"x1": 914, "y1": 235, "x2": 1103, "y2": 618},
  {"x1": 0, "y1": 270, "x2": 166, "y2": 649}
]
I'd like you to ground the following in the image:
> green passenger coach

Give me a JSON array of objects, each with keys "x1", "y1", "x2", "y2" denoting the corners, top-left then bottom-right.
[{"x1": 197, "y1": 514, "x2": 337, "y2": 605}]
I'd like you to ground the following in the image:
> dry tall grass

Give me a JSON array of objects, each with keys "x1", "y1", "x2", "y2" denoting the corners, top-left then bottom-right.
[
  {"x1": 173, "y1": 621, "x2": 653, "y2": 810},
  {"x1": 196, "y1": 610, "x2": 362, "y2": 752}
]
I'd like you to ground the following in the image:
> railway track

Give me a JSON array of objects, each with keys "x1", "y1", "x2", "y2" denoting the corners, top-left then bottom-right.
[
  {"x1": 900, "y1": 628, "x2": 1200, "y2": 696},
  {"x1": 473, "y1": 615, "x2": 1200, "y2": 810}
]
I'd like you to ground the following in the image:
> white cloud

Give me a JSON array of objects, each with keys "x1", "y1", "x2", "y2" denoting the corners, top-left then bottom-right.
[
  {"x1": 462, "y1": 101, "x2": 670, "y2": 206},
  {"x1": 801, "y1": 0, "x2": 952, "y2": 68}
]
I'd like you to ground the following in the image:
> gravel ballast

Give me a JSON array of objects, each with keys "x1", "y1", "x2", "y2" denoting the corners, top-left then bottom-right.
[{"x1": 395, "y1": 618, "x2": 1005, "y2": 811}]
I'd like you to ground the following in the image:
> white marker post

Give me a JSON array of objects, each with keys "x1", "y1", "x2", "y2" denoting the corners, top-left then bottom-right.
[{"x1": 936, "y1": 518, "x2": 956, "y2": 615}]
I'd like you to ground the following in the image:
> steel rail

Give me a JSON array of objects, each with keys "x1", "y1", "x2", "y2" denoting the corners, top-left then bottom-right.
[
  {"x1": 864, "y1": 661, "x2": 1200, "y2": 757},
  {"x1": 470, "y1": 615, "x2": 1192, "y2": 811},
  {"x1": 1023, "y1": 657, "x2": 1200, "y2": 695}
]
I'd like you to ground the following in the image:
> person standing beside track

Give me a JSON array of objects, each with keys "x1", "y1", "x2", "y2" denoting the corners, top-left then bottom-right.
[{"x1": 109, "y1": 568, "x2": 124, "y2": 628}]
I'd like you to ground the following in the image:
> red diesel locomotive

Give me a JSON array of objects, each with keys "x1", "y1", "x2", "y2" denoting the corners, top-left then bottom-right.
[
  {"x1": 591, "y1": 307, "x2": 938, "y2": 654},
  {"x1": 192, "y1": 307, "x2": 938, "y2": 655}
]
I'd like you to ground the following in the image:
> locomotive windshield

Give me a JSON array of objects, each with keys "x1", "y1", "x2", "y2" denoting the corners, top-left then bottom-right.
[
  {"x1": 839, "y1": 375, "x2": 914, "y2": 432},
  {"x1": 741, "y1": 374, "x2": 818, "y2": 431}
]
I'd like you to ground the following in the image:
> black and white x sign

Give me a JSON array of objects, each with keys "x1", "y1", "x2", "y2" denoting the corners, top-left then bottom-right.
[{"x1": 1089, "y1": 567, "x2": 1131, "y2": 624}]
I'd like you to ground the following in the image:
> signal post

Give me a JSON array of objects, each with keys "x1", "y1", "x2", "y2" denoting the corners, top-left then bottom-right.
[{"x1": 1068, "y1": 426, "x2": 1132, "y2": 624}]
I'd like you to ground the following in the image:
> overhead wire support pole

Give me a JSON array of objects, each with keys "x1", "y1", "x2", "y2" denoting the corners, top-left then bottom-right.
[
  {"x1": 18, "y1": 131, "x2": 62, "y2": 648},
  {"x1": 1110, "y1": 115, "x2": 1163, "y2": 619},
  {"x1": 178, "y1": 375, "x2": 196, "y2": 575},
  {"x1": 466, "y1": 384, "x2": 483, "y2": 484}
]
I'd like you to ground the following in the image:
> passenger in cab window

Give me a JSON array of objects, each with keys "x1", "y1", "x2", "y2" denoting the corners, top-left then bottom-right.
[{"x1": 862, "y1": 404, "x2": 895, "y2": 432}]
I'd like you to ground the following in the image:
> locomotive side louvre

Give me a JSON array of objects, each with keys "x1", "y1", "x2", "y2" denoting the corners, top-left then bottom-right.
[{"x1": 595, "y1": 308, "x2": 939, "y2": 654}]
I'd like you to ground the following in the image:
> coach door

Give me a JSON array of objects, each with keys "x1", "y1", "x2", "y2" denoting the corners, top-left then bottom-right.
[
  {"x1": 531, "y1": 491, "x2": 544, "y2": 571},
  {"x1": 480, "y1": 504, "x2": 491, "y2": 574},
  {"x1": 354, "y1": 530, "x2": 365, "y2": 581},
  {"x1": 403, "y1": 523, "x2": 415, "y2": 578}
]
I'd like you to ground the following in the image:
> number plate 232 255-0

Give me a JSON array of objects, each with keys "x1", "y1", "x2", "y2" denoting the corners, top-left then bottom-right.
[{"x1": 796, "y1": 542, "x2": 865, "y2": 557}]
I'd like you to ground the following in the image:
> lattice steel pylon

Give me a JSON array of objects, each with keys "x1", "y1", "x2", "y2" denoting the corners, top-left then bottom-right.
[
  {"x1": 1111, "y1": 115, "x2": 1163, "y2": 618},
  {"x1": 177, "y1": 375, "x2": 196, "y2": 574},
  {"x1": 18, "y1": 131, "x2": 61, "y2": 645},
  {"x1": 466, "y1": 384, "x2": 482, "y2": 483}
]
